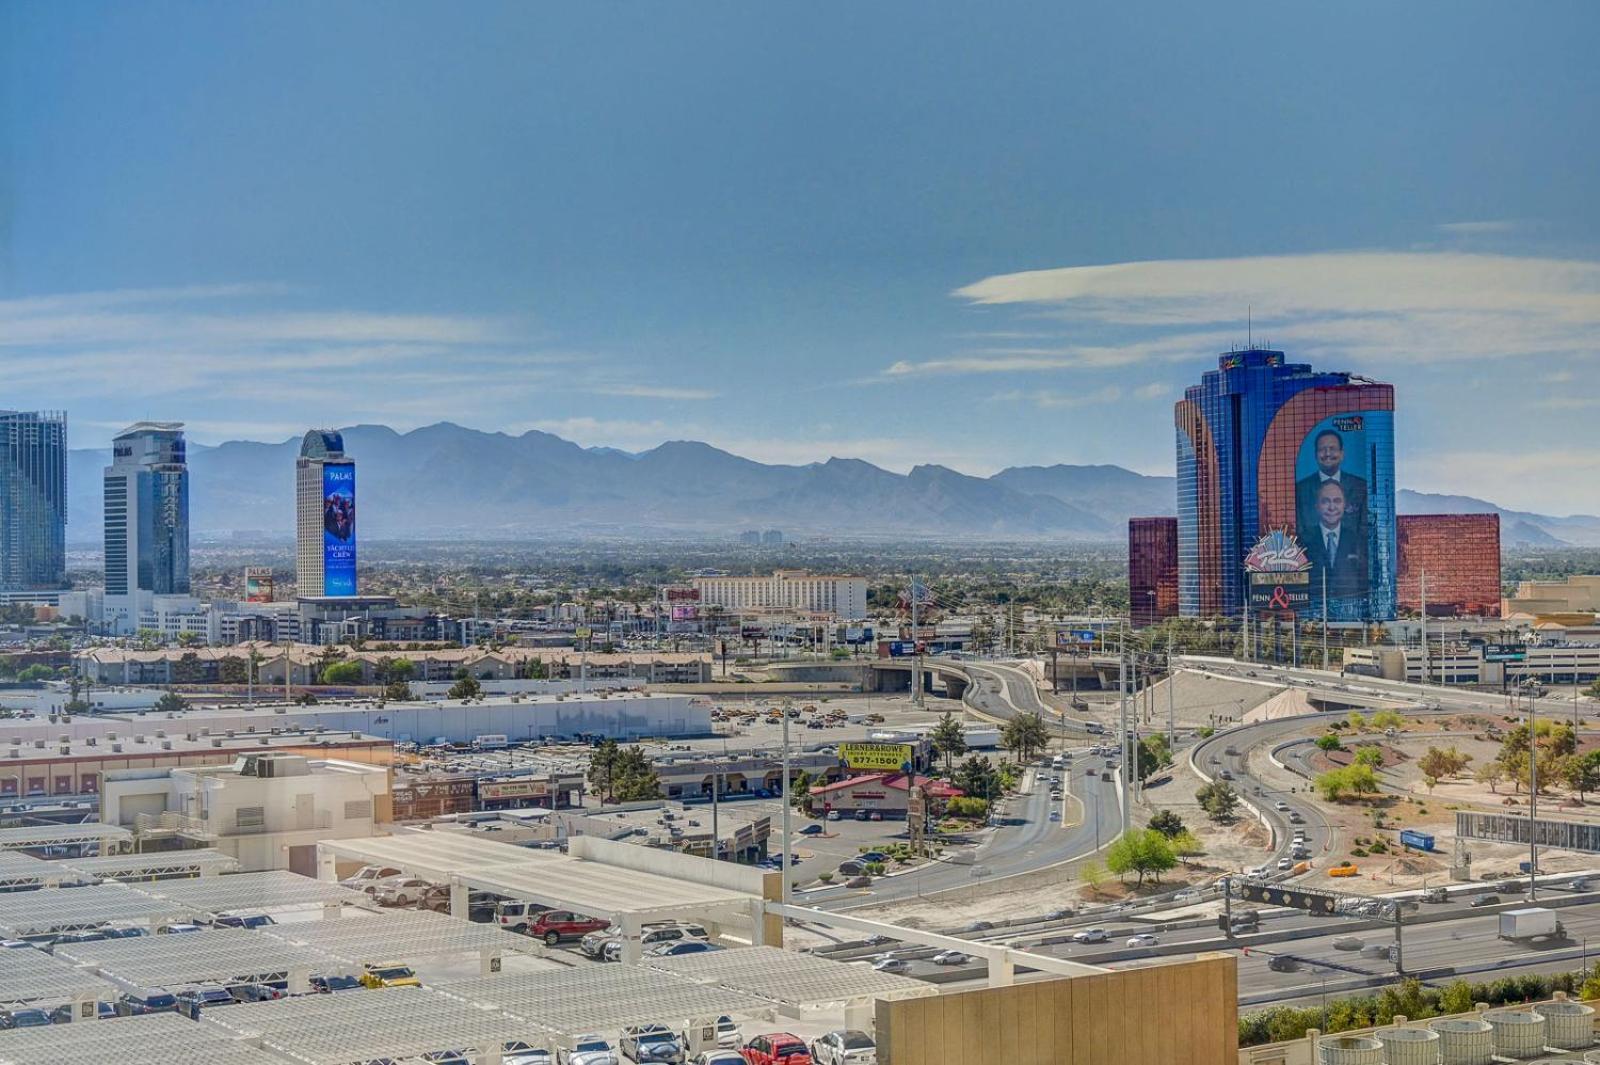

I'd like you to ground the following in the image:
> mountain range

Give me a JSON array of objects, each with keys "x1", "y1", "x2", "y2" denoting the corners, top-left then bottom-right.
[{"x1": 62, "y1": 423, "x2": 1600, "y2": 545}]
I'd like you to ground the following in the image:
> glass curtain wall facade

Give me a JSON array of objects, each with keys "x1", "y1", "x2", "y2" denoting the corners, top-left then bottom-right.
[
  {"x1": 1398, "y1": 514, "x2": 1501, "y2": 617},
  {"x1": 1129, "y1": 517, "x2": 1179, "y2": 627},
  {"x1": 104, "y1": 423, "x2": 190, "y2": 597},
  {"x1": 0, "y1": 411, "x2": 67, "y2": 592},
  {"x1": 1174, "y1": 350, "x2": 1396, "y2": 622}
]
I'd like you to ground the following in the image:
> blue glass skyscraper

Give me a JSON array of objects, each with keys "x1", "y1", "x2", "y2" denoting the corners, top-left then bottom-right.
[{"x1": 1174, "y1": 349, "x2": 1396, "y2": 623}]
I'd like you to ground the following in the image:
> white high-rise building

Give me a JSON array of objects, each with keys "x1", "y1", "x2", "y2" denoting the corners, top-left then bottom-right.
[
  {"x1": 295, "y1": 430, "x2": 357, "y2": 598},
  {"x1": 103, "y1": 422, "x2": 188, "y2": 633}
]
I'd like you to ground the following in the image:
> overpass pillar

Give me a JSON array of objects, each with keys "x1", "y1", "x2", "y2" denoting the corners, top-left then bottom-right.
[{"x1": 988, "y1": 952, "x2": 1016, "y2": 987}]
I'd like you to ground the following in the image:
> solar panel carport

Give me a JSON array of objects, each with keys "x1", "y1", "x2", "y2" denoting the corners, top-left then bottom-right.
[
  {"x1": 0, "y1": 851, "x2": 60, "y2": 889},
  {"x1": 318, "y1": 831, "x2": 767, "y2": 962},
  {"x1": 131, "y1": 869, "x2": 370, "y2": 917},
  {"x1": 0, "y1": 882, "x2": 188, "y2": 935},
  {"x1": 0, "y1": 822, "x2": 131, "y2": 855},
  {"x1": 437, "y1": 965, "x2": 776, "y2": 1043},
  {"x1": 645, "y1": 944, "x2": 937, "y2": 1009},
  {"x1": 203, "y1": 984, "x2": 541, "y2": 1065},
  {"x1": 263, "y1": 908, "x2": 535, "y2": 976},
  {"x1": 0, "y1": 944, "x2": 116, "y2": 1006},
  {"x1": 56, "y1": 847, "x2": 240, "y2": 881},
  {"x1": 0, "y1": 1011, "x2": 281, "y2": 1065},
  {"x1": 52, "y1": 925, "x2": 341, "y2": 993}
]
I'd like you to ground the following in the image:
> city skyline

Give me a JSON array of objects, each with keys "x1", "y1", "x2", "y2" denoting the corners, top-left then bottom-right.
[{"x1": 4, "y1": 4, "x2": 1598, "y2": 514}]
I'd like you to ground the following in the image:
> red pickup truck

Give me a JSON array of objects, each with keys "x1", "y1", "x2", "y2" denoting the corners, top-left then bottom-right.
[{"x1": 527, "y1": 910, "x2": 608, "y2": 946}]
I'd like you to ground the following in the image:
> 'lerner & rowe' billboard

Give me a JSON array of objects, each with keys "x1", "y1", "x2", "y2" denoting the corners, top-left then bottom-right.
[
  {"x1": 1292, "y1": 410, "x2": 1395, "y2": 622},
  {"x1": 321, "y1": 463, "x2": 357, "y2": 596}
]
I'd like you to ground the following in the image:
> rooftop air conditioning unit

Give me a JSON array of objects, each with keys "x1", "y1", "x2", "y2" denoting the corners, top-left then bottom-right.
[
  {"x1": 226, "y1": 730, "x2": 236, "y2": 738},
  {"x1": 111, "y1": 743, "x2": 123, "y2": 753},
  {"x1": 258, "y1": 737, "x2": 270, "y2": 745},
  {"x1": 58, "y1": 734, "x2": 69, "y2": 744},
  {"x1": 86, "y1": 737, "x2": 97, "y2": 747},
  {"x1": 107, "y1": 732, "x2": 118, "y2": 741},
  {"x1": 246, "y1": 726, "x2": 256, "y2": 734},
  {"x1": 212, "y1": 739, "x2": 223, "y2": 748},
  {"x1": 58, "y1": 745, "x2": 69, "y2": 756},
  {"x1": 134, "y1": 735, "x2": 147, "y2": 744},
  {"x1": 199, "y1": 727, "x2": 211, "y2": 737},
  {"x1": 160, "y1": 740, "x2": 172, "y2": 751},
  {"x1": 32, "y1": 739, "x2": 44, "y2": 749},
  {"x1": 185, "y1": 733, "x2": 195, "y2": 742},
  {"x1": 6, "y1": 748, "x2": 16, "y2": 759},
  {"x1": 155, "y1": 730, "x2": 166, "y2": 739}
]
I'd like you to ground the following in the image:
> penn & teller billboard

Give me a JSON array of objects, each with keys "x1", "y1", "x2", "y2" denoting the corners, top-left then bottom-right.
[
  {"x1": 1291, "y1": 410, "x2": 1395, "y2": 621},
  {"x1": 322, "y1": 463, "x2": 357, "y2": 596}
]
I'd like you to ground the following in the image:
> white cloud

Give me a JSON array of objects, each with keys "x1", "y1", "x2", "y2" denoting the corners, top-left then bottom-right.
[
  {"x1": 1437, "y1": 220, "x2": 1520, "y2": 235},
  {"x1": 589, "y1": 384, "x2": 720, "y2": 401},
  {"x1": 1134, "y1": 382, "x2": 1169, "y2": 400},
  {"x1": 1404, "y1": 449, "x2": 1600, "y2": 514},
  {"x1": 989, "y1": 385, "x2": 1123, "y2": 409},
  {"x1": 946, "y1": 251, "x2": 1600, "y2": 368}
]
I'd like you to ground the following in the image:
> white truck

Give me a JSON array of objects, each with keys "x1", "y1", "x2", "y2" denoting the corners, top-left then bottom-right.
[{"x1": 1498, "y1": 907, "x2": 1564, "y2": 941}]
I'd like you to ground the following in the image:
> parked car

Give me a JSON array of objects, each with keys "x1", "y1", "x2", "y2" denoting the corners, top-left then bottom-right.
[
  {"x1": 496, "y1": 900, "x2": 549, "y2": 934},
  {"x1": 530, "y1": 911, "x2": 610, "y2": 946},
  {"x1": 374, "y1": 877, "x2": 437, "y2": 907},
  {"x1": 47, "y1": 929, "x2": 107, "y2": 952},
  {"x1": 159, "y1": 923, "x2": 204, "y2": 934},
  {"x1": 116, "y1": 988, "x2": 179, "y2": 1016},
  {"x1": 853, "y1": 810, "x2": 870, "y2": 822},
  {"x1": 340, "y1": 865, "x2": 402, "y2": 894},
  {"x1": 504, "y1": 1042, "x2": 555, "y2": 1065},
  {"x1": 620, "y1": 1024, "x2": 686, "y2": 1064},
  {"x1": 559, "y1": 1034, "x2": 619, "y2": 1065},
  {"x1": 741, "y1": 1033, "x2": 812, "y2": 1065},
  {"x1": 0, "y1": 1007, "x2": 53, "y2": 1028},
  {"x1": 598, "y1": 925, "x2": 711, "y2": 962},
  {"x1": 226, "y1": 982, "x2": 284, "y2": 1003},
  {"x1": 309, "y1": 972, "x2": 362, "y2": 993},
  {"x1": 175, "y1": 984, "x2": 237, "y2": 1018},
  {"x1": 871, "y1": 956, "x2": 910, "y2": 974},
  {"x1": 49, "y1": 1001, "x2": 117, "y2": 1023},
  {"x1": 799, "y1": 824, "x2": 823, "y2": 835},
  {"x1": 360, "y1": 962, "x2": 421, "y2": 988},
  {"x1": 210, "y1": 911, "x2": 277, "y2": 929},
  {"x1": 810, "y1": 1030, "x2": 877, "y2": 1065},
  {"x1": 826, "y1": 811, "x2": 841, "y2": 822},
  {"x1": 1071, "y1": 928, "x2": 1109, "y2": 943},
  {"x1": 691, "y1": 1053, "x2": 746, "y2": 1065},
  {"x1": 647, "y1": 940, "x2": 723, "y2": 958},
  {"x1": 931, "y1": 950, "x2": 969, "y2": 965},
  {"x1": 1126, "y1": 934, "x2": 1159, "y2": 948}
]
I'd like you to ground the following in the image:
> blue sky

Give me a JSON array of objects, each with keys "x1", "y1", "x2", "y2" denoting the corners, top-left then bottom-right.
[{"x1": 3, "y1": 2, "x2": 1598, "y2": 512}]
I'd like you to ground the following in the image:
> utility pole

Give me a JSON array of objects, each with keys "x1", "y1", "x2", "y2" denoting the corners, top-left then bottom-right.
[
  {"x1": 1119, "y1": 652, "x2": 1131, "y2": 836},
  {"x1": 1167, "y1": 632, "x2": 1176, "y2": 747},
  {"x1": 1527, "y1": 687, "x2": 1539, "y2": 902},
  {"x1": 1420, "y1": 571, "x2": 1428, "y2": 686},
  {"x1": 910, "y1": 576, "x2": 923, "y2": 708},
  {"x1": 780, "y1": 706, "x2": 793, "y2": 907}
]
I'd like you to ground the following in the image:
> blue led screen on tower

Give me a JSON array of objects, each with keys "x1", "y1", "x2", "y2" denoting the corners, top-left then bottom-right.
[{"x1": 321, "y1": 464, "x2": 356, "y2": 596}]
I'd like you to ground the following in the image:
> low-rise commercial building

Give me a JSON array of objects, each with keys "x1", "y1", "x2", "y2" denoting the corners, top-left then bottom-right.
[
  {"x1": 693, "y1": 570, "x2": 869, "y2": 620},
  {"x1": 102, "y1": 752, "x2": 388, "y2": 874},
  {"x1": 1504, "y1": 574, "x2": 1600, "y2": 617},
  {"x1": 807, "y1": 772, "x2": 963, "y2": 819},
  {"x1": 1344, "y1": 641, "x2": 1600, "y2": 686}
]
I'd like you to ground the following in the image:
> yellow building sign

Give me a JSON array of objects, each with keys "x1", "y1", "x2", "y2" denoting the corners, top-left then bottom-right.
[{"x1": 838, "y1": 742, "x2": 913, "y2": 771}]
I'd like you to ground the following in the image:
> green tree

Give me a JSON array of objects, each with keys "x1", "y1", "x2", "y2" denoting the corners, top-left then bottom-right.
[
  {"x1": 447, "y1": 674, "x2": 482, "y2": 700},
  {"x1": 1135, "y1": 737, "x2": 1165, "y2": 781},
  {"x1": 1475, "y1": 760, "x2": 1505, "y2": 794},
  {"x1": 1437, "y1": 979, "x2": 1476, "y2": 1015},
  {"x1": 954, "y1": 755, "x2": 1001, "y2": 803},
  {"x1": 320, "y1": 660, "x2": 364, "y2": 685},
  {"x1": 1418, "y1": 746, "x2": 1452, "y2": 792},
  {"x1": 1316, "y1": 734, "x2": 1344, "y2": 752},
  {"x1": 1147, "y1": 808, "x2": 1186, "y2": 838},
  {"x1": 1001, "y1": 712, "x2": 1050, "y2": 763},
  {"x1": 1105, "y1": 829, "x2": 1177, "y2": 886},
  {"x1": 1346, "y1": 710, "x2": 1368, "y2": 732},
  {"x1": 929, "y1": 711, "x2": 966, "y2": 774},
  {"x1": 154, "y1": 690, "x2": 187, "y2": 714},
  {"x1": 944, "y1": 796, "x2": 989, "y2": 820},
  {"x1": 218, "y1": 657, "x2": 248, "y2": 685},
  {"x1": 1078, "y1": 860, "x2": 1107, "y2": 896},
  {"x1": 1197, "y1": 780, "x2": 1240, "y2": 821},
  {"x1": 587, "y1": 739, "x2": 622, "y2": 802},
  {"x1": 1354, "y1": 746, "x2": 1385, "y2": 769},
  {"x1": 1370, "y1": 709, "x2": 1405, "y2": 731},
  {"x1": 383, "y1": 680, "x2": 415, "y2": 701},
  {"x1": 16, "y1": 664, "x2": 52, "y2": 683},
  {"x1": 609, "y1": 745, "x2": 663, "y2": 801},
  {"x1": 1171, "y1": 829, "x2": 1204, "y2": 866},
  {"x1": 1560, "y1": 750, "x2": 1600, "y2": 801}
]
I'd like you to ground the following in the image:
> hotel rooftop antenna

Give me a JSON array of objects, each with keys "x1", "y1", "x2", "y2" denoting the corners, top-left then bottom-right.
[{"x1": 1247, "y1": 305, "x2": 1252, "y2": 349}]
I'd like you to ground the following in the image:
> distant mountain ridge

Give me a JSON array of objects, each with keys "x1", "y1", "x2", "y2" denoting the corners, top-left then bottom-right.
[{"x1": 60, "y1": 423, "x2": 1600, "y2": 545}]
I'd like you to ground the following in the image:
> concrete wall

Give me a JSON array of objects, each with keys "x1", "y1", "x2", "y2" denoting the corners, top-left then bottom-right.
[{"x1": 875, "y1": 953, "x2": 1237, "y2": 1065}]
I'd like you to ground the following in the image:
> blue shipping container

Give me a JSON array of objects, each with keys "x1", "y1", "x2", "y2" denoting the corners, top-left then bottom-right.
[{"x1": 1399, "y1": 829, "x2": 1435, "y2": 852}]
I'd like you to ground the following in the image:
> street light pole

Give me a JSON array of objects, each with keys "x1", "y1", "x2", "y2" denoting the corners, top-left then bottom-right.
[
  {"x1": 781, "y1": 707, "x2": 792, "y2": 907},
  {"x1": 1527, "y1": 687, "x2": 1538, "y2": 902}
]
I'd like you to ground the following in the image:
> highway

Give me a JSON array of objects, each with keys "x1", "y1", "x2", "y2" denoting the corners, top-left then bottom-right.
[
  {"x1": 802, "y1": 754, "x2": 1123, "y2": 911},
  {"x1": 960, "y1": 659, "x2": 1100, "y2": 736}
]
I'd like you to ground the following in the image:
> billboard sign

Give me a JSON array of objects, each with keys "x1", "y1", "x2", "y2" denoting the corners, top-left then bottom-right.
[
  {"x1": 670, "y1": 605, "x2": 698, "y2": 621},
  {"x1": 478, "y1": 779, "x2": 550, "y2": 802},
  {"x1": 320, "y1": 463, "x2": 357, "y2": 596},
  {"x1": 839, "y1": 742, "x2": 914, "y2": 771},
  {"x1": 1293, "y1": 412, "x2": 1388, "y2": 621},
  {"x1": 1245, "y1": 529, "x2": 1312, "y2": 614},
  {"x1": 1485, "y1": 644, "x2": 1527, "y2": 663},
  {"x1": 1056, "y1": 629, "x2": 1097, "y2": 647},
  {"x1": 664, "y1": 586, "x2": 700, "y2": 602},
  {"x1": 887, "y1": 641, "x2": 919, "y2": 657},
  {"x1": 244, "y1": 566, "x2": 274, "y2": 603}
]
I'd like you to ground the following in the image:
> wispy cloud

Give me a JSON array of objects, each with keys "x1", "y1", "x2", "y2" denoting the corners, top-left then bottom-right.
[
  {"x1": 1437, "y1": 220, "x2": 1520, "y2": 235},
  {"x1": 989, "y1": 385, "x2": 1123, "y2": 409},
  {"x1": 938, "y1": 251, "x2": 1600, "y2": 371},
  {"x1": 588, "y1": 384, "x2": 720, "y2": 401}
]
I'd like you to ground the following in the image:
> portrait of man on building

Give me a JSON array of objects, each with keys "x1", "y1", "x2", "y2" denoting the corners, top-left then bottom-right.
[{"x1": 1296, "y1": 427, "x2": 1368, "y2": 533}]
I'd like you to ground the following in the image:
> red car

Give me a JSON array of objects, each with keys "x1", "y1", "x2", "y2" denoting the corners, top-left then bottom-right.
[
  {"x1": 527, "y1": 910, "x2": 608, "y2": 946},
  {"x1": 742, "y1": 1033, "x2": 812, "y2": 1065}
]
